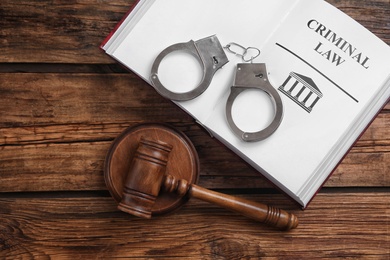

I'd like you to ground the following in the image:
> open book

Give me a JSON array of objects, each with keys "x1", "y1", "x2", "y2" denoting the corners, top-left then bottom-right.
[{"x1": 101, "y1": 0, "x2": 390, "y2": 208}]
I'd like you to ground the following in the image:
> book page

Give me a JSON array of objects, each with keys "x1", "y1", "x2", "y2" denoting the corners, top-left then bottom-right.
[
  {"x1": 104, "y1": 0, "x2": 390, "y2": 205},
  {"x1": 205, "y1": 0, "x2": 390, "y2": 196},
  {"x1": 109, "y1": 0, "x2": 300, "y2": 121}
]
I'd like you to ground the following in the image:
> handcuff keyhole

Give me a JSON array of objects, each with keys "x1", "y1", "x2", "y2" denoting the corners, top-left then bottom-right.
[
  {"x1": 212, "y1": 56, "x2": 219, "y2": 69},
  {"x1": 255, "y1": 73, "x2": 263, "y2": 78}
]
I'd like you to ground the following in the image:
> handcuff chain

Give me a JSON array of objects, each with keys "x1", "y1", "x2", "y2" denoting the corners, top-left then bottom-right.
[{"x1": 224, "y1": 42, "x2": 261, "y2": 63}]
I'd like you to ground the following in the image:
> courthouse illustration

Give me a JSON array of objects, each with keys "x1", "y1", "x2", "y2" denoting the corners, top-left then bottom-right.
[{"x1": 278, "y1": 72, "x2": 323, "y2": 113}]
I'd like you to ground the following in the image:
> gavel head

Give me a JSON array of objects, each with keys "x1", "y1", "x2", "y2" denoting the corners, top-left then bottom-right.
[{"x1": 118, "y1": 138, "x2": 172, "y2": 219}]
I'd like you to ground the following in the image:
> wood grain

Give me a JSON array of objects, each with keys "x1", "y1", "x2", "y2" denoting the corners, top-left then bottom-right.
[
  {"x1": 0, "y1": 73, "x2": 190, "y2": 126},
  {"x1": 0, "y1": 0, "x2": 389, "y2": 259},
  {"x1": 0, "y1": 72, "x2": 388, "y2": 193},
  {"x1": 0, "y1": 124, "x2": 389, "y2": 192},
  {"x1": 0, "y1": 72, "x2": 387, "y2": 137},
  {"x1": 0, "y1": 193, "x2": 389, "y2": 259},
  {"x1": 0, "y1": 0, "x2": 389, "y2": 64},
  {"x1": 0, "y1": 0, "x2": 135, "y2": 63}
]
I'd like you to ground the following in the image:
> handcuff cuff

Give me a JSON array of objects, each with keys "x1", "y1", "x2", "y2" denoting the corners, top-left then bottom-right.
[
  {"x1": 151, "y1": 35, "x2": 228, "y2": 101},
  {"x1": 150, "y1": 35, "x2": 283, "y2": 142}
]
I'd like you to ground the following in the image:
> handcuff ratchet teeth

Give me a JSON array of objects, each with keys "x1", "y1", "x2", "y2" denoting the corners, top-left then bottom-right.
[
  {"x1": 150, "y1": 35, "x2": 229, "y2": 101},
  {"x1": 226, "y1": 63, "x2": 283, "y2": 142}
]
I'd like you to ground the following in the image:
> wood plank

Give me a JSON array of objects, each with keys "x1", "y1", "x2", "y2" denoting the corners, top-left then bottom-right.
[
  {"x1": 0, "y1": 72, "x2": 389, "y2": 191},
  {"x1": 333, "y1": 0, "x2": 390, "y2": 44},
  {"x1": 0, "y1": 193, "x2": 389, "y2": 259},
  {"x1": 0, "y1": 73, "x2": 191, "y2": 127},
  {"x1": 0, "y1": 0, "x2": 135, "y2": 63},
  {"x1": 0, "y1": 138, "x2": 388, "y2": 192},
  {"x1": 0, "y1": 0, "x2": 388, "y2": 63},
  {"x1": 0, "y1": 72, "x2": 388, "y2": 128},
  {"x1": 1, "y1": 1, "x2": 389, "y2": 259},
  {"x1": 1, "y1": 113, "x2": 389, "y2": 152}
]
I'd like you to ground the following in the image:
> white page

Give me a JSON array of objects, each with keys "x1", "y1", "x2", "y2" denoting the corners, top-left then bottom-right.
[
  {"x1": 110, "y1": 0, "x2": 300, "y2": 121},
  {"x1": 206, "y1": 0, "x2": 390, "y2": 196},
  {"x1": 104, "y1": 0, "x2": 390, "y2": 206}
]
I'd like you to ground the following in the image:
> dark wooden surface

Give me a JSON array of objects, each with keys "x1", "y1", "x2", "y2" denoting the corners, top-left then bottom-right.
[{"x1": 0, "y1": 1, "x2": 389, "y2": 259}]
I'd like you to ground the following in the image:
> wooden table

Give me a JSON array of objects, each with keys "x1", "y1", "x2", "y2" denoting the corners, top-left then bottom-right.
[{"x1": 1, "y1": 1, "x2": 389, "y2": 259}]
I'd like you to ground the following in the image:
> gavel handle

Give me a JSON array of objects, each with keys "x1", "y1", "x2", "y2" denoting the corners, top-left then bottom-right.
[{"x1": 163, "y1": 175, "x2": 298, "y2": 230}]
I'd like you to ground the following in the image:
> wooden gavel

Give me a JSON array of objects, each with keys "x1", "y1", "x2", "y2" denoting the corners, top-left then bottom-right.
[{"x1": 118, "y1": 138, "x2": 298, "y2": 230}]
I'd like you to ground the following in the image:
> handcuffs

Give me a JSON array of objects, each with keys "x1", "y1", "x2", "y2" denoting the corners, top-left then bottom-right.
[
  {"x1": 226, "y1": 63, "x2": 283, "y2": 142},
  {"x1": 151, "y1": 35, "x2": 228, "y2": 101},
  {"x1": 150, "y1": 35, "x2": 283, "y2": 142}
]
